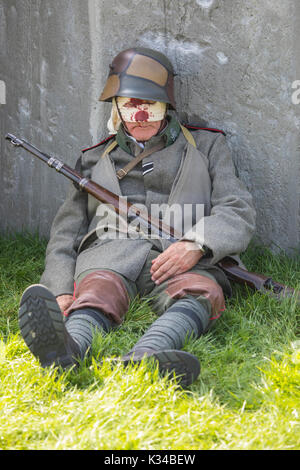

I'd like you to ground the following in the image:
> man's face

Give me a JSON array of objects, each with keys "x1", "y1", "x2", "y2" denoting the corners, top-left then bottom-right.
[{"x1": 116, "y1": 97, "x2": 166, "y2": 142}]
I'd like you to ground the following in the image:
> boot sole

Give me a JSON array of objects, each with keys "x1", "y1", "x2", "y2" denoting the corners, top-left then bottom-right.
[
  {"x1": 122, "y1": 349, "x2": 200, "y2": 387},
  {"x1": 19, "y1": 284, "x2": 76, "y2": 368}
]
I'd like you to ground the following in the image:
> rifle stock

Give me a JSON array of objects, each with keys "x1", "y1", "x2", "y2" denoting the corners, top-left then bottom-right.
[
  {"x1": 6, "y1": 133, "x2": 300, "y2": 305},
  {"x1": 218, "y1": 258, "x2": 300, "y2": 304}
]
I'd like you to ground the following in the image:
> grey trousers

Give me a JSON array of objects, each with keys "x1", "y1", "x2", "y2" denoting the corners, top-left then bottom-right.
[{"x1": 65, "y1": 249, "x2": 226, "y2": 334}]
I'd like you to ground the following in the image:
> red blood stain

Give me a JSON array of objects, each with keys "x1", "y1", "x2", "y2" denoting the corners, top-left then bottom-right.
[
  {"x1": 125, "y1": 98, "x2": 144, "y2": 108},
  {"x1": 135, "y1": 110, "x2": 149, "y2": 121}
]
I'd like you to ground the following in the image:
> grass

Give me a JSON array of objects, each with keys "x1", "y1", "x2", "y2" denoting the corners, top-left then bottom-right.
[{"x1": 0, "y1": 232, "x2": 299, "y2": 450}]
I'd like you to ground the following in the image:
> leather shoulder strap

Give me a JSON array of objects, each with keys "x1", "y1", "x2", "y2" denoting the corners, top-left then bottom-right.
[{"x1": 116, "y1": 141, "x2": 165, "y2": 180}]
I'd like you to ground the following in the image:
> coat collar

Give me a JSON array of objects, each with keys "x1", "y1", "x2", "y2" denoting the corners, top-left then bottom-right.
[{"x1": 115, "y1": 115, "x2": 181, "y2": 155}]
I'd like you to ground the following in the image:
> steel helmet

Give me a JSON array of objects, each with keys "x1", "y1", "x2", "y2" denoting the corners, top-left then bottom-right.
[{"x1": 99, "y1": 47, "x2": 176, "y2": 109}]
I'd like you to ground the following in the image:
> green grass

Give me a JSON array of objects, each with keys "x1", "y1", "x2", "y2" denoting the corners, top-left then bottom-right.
[{"x1": 0, "y1": 232, "x2": 299, "y2": 450}]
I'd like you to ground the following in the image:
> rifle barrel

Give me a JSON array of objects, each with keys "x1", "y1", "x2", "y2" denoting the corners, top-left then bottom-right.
[{"x1": 5, "y1": 133, "x2": 178, "y2": 241}]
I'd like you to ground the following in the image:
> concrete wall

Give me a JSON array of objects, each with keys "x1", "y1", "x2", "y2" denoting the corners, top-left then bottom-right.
[{"x1": 0, "y1": 0, "x2": 299, "y2": 254}]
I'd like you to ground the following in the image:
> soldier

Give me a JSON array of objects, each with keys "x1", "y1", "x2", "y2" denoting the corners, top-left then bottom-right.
[{"x1": 19, "y1": 48, "x2": 256, "y2": 387}]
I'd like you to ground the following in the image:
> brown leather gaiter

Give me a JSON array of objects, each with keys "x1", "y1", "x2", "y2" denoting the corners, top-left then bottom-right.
[{"x1": 65, "y1": 270, "x2": 130, "y2": 325}]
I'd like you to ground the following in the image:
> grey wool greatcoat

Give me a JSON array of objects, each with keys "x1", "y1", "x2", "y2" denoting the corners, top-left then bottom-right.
[{"x1": 40, "y1": 119, "x2": 256, "y2": 298}]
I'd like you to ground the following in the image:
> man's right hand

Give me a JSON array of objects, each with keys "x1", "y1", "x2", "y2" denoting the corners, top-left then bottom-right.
[{"x1": 56, "y1": 294, "x2": 74, "y2": 313}]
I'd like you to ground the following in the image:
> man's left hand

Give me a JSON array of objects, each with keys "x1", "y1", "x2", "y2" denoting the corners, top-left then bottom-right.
[{"x1": 150, "y1": 241, "x2": 204, "y2": 285}]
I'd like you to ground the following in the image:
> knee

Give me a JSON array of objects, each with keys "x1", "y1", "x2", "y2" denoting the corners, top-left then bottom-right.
[
  {"x1": 66, "y1": 270, "x2": 130, "y2": 324},
  {"x1": 164, "y1": 272, "x2": 225, "y2": 318}
]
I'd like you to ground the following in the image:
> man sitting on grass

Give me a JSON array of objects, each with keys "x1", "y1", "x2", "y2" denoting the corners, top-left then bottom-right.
[{"x1": 18, "y1": 47, "x2": 256, "y2": 387}]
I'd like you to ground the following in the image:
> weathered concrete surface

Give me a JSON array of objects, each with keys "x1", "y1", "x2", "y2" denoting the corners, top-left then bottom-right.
[
  {"x1": 0, "y1": 0, "x2": 91, "y2": 235},
  {"x1": 0, "y1": 0, "x2": 299, "y2": 255}
]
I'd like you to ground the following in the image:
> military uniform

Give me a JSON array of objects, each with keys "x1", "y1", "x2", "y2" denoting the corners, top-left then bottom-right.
[
  {"x1": 41, "y1": 117, "x2": 254, "y2": 296},
  {"x1": 18, "y1": 48, "x2": 256, "y2": 387}
]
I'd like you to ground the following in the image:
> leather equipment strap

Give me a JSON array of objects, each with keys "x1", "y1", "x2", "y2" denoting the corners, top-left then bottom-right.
[
  {"x1": 179, "y1": 124, "x2": 197, "y2": 148},
  {"x1": 116, "y1": 140, "x2": 165, "y2": 180},
  {"x1": 100, "y1": 124, "x2": 196, "y2": 181}
]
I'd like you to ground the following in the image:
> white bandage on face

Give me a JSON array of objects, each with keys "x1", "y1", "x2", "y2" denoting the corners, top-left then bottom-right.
[
  {"x1": 107, "y1": 97, "x2": 167, "y2": 134},
  {"x1": 117, "y1": 96, "x2": 167, "y2": 123}
]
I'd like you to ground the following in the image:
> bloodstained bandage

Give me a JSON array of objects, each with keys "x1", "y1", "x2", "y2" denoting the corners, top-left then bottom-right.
[{"x1": 117, "y1": 96, "x2": 166, "y2": 122}]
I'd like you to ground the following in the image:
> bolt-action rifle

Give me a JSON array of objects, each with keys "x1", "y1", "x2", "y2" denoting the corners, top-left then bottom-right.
[{"x1": 5, "y1": 133, "x2": 299, "y2": 305}]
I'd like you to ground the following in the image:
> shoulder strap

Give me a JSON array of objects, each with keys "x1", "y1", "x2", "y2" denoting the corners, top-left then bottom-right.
[
  {"x1": 101, "y1": 139, "x2": 118, "y2": 158},
  {"x1": 81, "y1": 135, "x2": 115, "y2": 154},
  {"x1": 116, "y1": 141, "x2": 165, "y2": 180},
  {"x1": 184, "y1": 124, "x2": 226, "y2": 136},
  {"x1": 180, "y1": 124, "x2": 197, "y2": 148},
  {"x1": 180, "y1": 123, "x2": 226, "y2": 148}
]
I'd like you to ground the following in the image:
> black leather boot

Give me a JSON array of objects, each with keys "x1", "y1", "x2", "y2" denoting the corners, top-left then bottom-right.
[
  {"x1": 19, "y1": 284, "x2": 83, "y2": 368},
  {"x1": 120, "y1": 297, "x2": 208, "y2": 387},
  {"x1": 19, "y1": 283, "x2": 114, "y2": 369},
  {"x1": 121, "y1": 348, "x2": 200, "y2": 388}
]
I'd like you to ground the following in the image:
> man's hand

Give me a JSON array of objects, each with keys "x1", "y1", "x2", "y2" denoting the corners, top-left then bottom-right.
[
  {"x1": 150, "y1": 241, "x2": 204, "y2": 285},
  {"x1": 56, "y1": 294, "x2": 74, "y2": 313}
]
